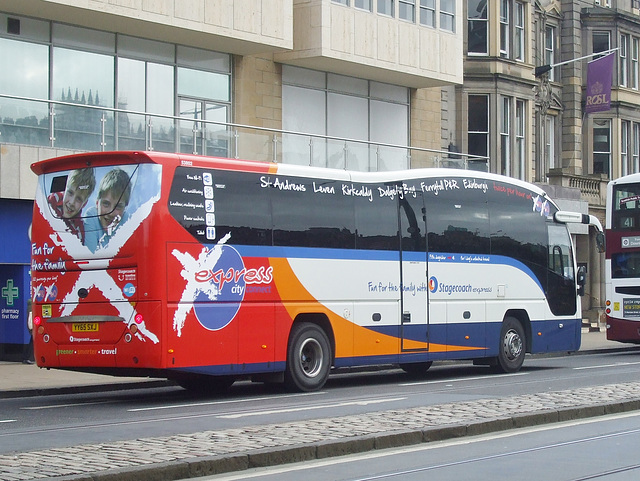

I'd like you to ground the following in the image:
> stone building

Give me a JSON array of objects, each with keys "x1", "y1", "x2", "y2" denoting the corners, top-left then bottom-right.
[{"x1": 1, "y1": 0, "x2": 633, "y2": 357}]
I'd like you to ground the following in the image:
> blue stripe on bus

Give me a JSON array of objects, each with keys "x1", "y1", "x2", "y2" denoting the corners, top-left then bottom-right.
[
  {"x1": 231, "y1": 245, "x2": 544, "y2": 291},
  {"x1": 363, "y1": 317, "x2": 581, "y2": 358}
]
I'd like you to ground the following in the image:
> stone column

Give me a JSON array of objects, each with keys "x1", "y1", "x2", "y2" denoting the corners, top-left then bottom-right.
[{"x1": 560, "y1": 0, "x2": 584, "y2": 175}]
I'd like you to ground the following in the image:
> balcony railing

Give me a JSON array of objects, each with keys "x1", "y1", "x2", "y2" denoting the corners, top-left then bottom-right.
[
  {"x1": 547, "y1": 169, "x2": 607, "y2": 208},
  {"x1": 0, "y1": 93, "x2": 487, "y2": 172}
]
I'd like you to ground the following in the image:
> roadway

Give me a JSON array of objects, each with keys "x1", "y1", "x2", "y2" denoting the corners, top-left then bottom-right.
[
  {"x1": 3, "y1": 349, "x2": 640, "y2": 453},
  {"x1": 1, "y1": 343, "x2": 640, "y2": 480}
]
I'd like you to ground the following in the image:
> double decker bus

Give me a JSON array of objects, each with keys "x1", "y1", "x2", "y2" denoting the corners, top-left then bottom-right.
[
  {"x1": 606, "y1": 173, "x2": 640, "y2": 343},
  {"x1": 30, "y1": 151, "x2": 603, "y2": 392}
]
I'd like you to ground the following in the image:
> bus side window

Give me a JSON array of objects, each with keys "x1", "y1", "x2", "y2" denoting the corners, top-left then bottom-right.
[
  {"x1": 355, "y1": 186, "x2": 397, "y2": 251},
  {"x1": 425, "y1": 179, "x2": 489, "y2": 255},
  {"x1": 212, "y1": 171, "x2": 272, "y2": 246},
  {"x1": 487, "y1": 183, "x2": 548, "y2": 298},
  {"x1": 400, "y1": 194, "x2": 426, "y2": 253},
  {"x1": 272, "y1": 176, "x2": 355, "y2": 249}
]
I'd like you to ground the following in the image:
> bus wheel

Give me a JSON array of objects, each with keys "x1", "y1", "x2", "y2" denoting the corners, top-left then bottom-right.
[
  {"x1": 496, "y1": 317, "x2": 525, "y2": 373},
  {"x1": 400, "y1": 361, "x2": 433, "y2": 376},
  {"x1": 284, "y1": 322, "x2": 331, "y2": 392}
]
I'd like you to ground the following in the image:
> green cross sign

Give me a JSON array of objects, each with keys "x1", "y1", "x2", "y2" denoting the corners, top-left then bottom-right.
[{"x1": 2, "y1": 279, "x2": 19, "y2": 306}]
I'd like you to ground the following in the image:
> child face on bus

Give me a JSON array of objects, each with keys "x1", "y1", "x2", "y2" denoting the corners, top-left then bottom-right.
[
  {"x1": 97, "y1": 191, "x2": 127, "y2": 230},
  {"x1": 62, "y1": 185, "x2": 90, "y2": 219}
]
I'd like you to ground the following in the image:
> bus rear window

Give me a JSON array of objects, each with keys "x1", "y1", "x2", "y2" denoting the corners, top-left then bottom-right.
[{"x1": 41, "y1": 164, "x2": 161, "y2": 252}]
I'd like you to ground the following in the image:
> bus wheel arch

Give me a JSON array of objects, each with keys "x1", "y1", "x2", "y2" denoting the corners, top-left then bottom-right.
[
  {"x1": 284, "y1": 314, "x2": 334, "y2": 392},
  {"x1": 496, "y1": 313, "x2": 529, "y2": 373},
  {"x1": 503, "y1": 309, "x2": 532, "y2": 353}
]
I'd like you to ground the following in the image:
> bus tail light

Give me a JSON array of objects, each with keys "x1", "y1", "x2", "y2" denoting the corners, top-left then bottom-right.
[
  {"x1": 124, "y1": 333, "x2": 132, "y2": 343},
  {"x1": 34, "y1": 316, "x2": 42, "y2": 326}
]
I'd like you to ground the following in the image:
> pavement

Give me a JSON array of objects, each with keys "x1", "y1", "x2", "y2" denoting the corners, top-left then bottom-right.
[{"x1": 1, "y1": 329, "x2": 640, "y2": 481}]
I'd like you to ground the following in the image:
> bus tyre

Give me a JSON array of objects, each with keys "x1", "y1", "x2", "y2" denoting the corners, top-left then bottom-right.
[
  {"x1": 284, "y1": 322, "x2": 331, "y2": 392},
  {"x1": 497, "y1": 317, "x2": 525, "y2": 373}
]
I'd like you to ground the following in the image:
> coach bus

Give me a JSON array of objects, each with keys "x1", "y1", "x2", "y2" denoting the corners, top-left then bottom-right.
[
  {"x1": 605, "y1": 173, "x2": 640, "y2": 343},
  {"x1": 29, "y1": 151, "x2": 603, "y2": 392}
]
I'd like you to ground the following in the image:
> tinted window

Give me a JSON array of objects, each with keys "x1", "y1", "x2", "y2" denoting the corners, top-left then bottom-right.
[
  {"x1": 169, "y1": 167, "x2": 271, "y2": 245},
  {"x1": 269, "y1": 175, "x2": 355, "y2": 249},
  {"x1": 400, "y1": 188, "x2": 426, "y2": 253},
  {"x1": 488, "y1": 181, "x2": 547, "y2": 284},
  {"x1": 210, "y1": 170, "x2": 271, "y2": 245},
  {"x1": 424, "y1": 176, "x2": 490, "y2": 254},
  {"x1": 612, "y1": 251, "x2": 640, "y2": 278},
  {"x1": 355, "y1": 182, "x2": 398, "y2": 251}
]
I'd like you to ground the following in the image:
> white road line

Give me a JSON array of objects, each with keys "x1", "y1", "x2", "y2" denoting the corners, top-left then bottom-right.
[
  {"x1": 399, "y1": 372, "x2": 528, "y2": 386},
  {"x1": 21, "y1": 400, "x2": 114, "y2": 410},
  {"x1": 217, "y1": 397, "x2": 407, "y2": 419},
  {"x1": 128, "y1": 392, "x2": 326, "y2": 412},
  {"x1": 574, "y1": 361, "x2": 640, "y2": 370},
  {"x1": 0, "y1": 419, "x2": 16, "y2": 424}
]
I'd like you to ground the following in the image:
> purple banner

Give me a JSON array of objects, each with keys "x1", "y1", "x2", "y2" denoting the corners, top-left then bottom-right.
[{"x1": 585, "y1": 53, "x2": 615, "y2": 114}]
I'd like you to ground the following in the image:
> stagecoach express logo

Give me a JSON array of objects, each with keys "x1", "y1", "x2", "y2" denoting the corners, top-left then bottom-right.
[
  {"x1": 172, "y1": 233, "x2": 273, "y2": 335},
  {"x1": 428, "y1": 276, "x2": 438, "y2": 293},
  {"x1": 428, "y1": 275, "x2": 492, "y2": 296}
]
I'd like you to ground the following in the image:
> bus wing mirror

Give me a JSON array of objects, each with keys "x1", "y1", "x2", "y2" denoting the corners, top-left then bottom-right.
[
  {"x1": 577, "y1": 265, "x2": 587, "y2": 297},
  {"x1": 554, "y1": 211, "x2": 605, "y2": 253},
  {"x1": 596, "y1": 232, "x2": 605, "y2": 253}
]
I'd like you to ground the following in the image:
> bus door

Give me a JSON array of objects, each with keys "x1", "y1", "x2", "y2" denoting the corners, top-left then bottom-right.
[{"x1": 399, "y1": 190, "x2": 429, "y2": 351}]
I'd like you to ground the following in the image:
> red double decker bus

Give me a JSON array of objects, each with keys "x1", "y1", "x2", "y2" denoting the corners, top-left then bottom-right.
[
  {"x1": 606, "y1": 173, "x2": 640, "y2": 343},
  {"x1": 30, "y1": 151, "x2": 602, "y2": 392}
]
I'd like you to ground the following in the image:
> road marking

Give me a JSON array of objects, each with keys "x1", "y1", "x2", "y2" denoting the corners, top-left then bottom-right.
[
  {"x1": 21, "y1": 400, "x2": 114, "y2": 410},
  {"x1": 399, "y1": 372, "x2": 528, "y2": 386},
  {"x1": 0, "y1": 419, "x2": 16, "y2": 424},
  {"x1": 128, "y1": 392, "x2": 325, "y2": 412},
  {"x1": 574, "y1": 361, "x2": 640, "y2": 370},
  {"x1": 217, "y1": 397, "x2": 407, "y2": 419}
]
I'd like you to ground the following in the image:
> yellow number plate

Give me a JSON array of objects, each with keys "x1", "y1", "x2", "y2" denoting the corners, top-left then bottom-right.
[{"x1": 72, "y1": 323, "x2": 99, "y2": 332}]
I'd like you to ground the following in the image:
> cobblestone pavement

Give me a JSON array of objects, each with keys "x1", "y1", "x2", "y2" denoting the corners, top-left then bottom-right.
[{"x1": 3, "y1": 381, "x2": 640, "y2": 481}]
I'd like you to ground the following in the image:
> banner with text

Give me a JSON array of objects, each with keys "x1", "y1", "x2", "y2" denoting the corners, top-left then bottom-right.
[{"x1": 585, "y1": 53, "x2": 615, "y2": 114}]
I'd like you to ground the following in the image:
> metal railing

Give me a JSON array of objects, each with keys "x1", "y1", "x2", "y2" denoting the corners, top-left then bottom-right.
[{"x1": 0, "y1": 93, "x2": 488, "y2": 172}]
